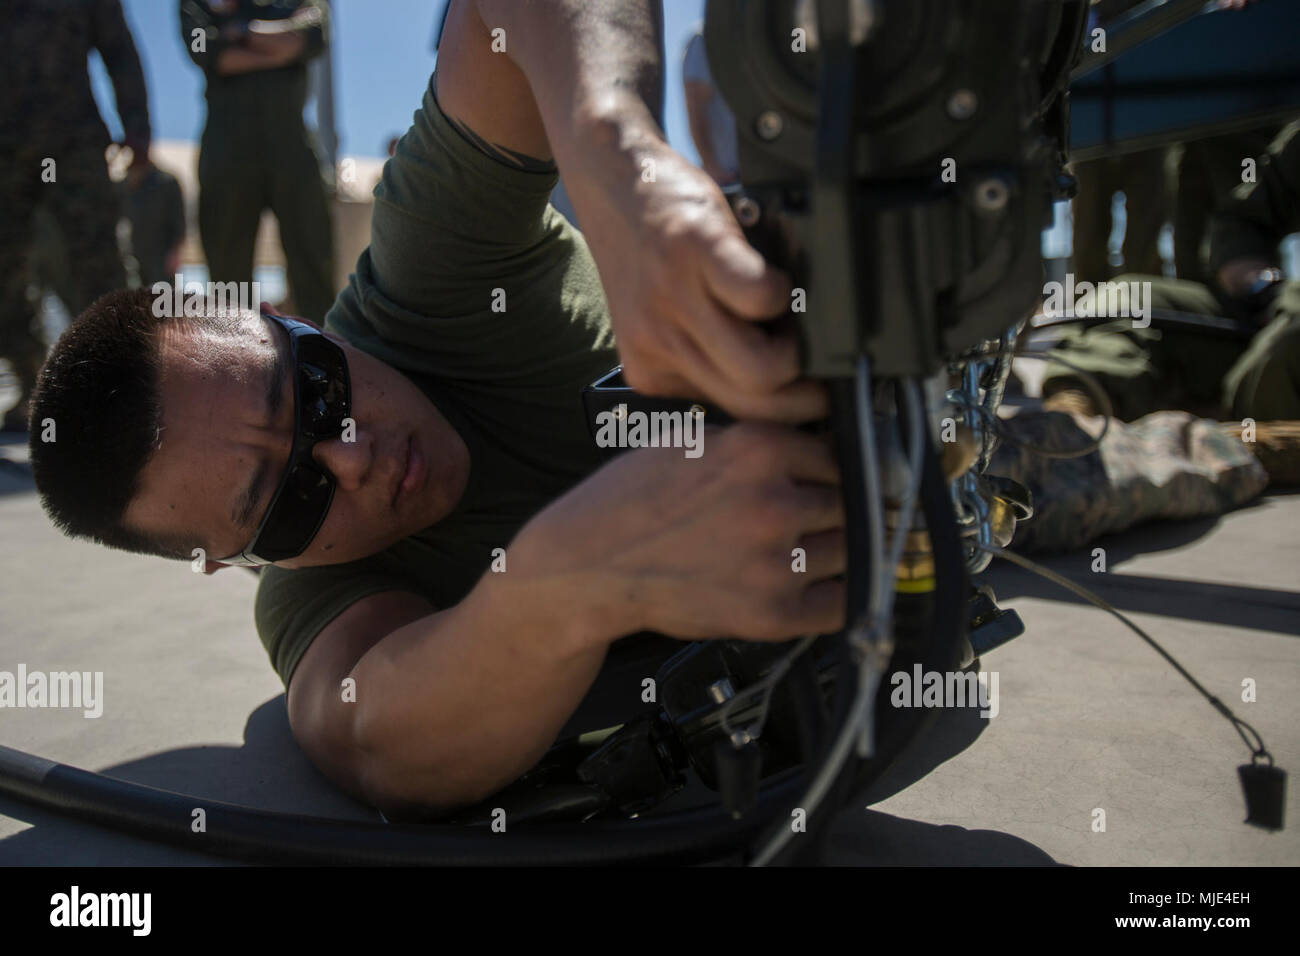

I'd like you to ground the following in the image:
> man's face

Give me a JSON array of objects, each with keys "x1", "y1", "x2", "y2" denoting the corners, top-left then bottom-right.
[{"x1": 122, "y1": 310, "x2": 470, "y2": 571}]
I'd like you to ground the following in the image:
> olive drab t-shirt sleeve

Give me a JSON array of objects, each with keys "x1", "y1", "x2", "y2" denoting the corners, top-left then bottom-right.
[{"x1": 330, "y1": 73, "x2": 616, "y2": 388}]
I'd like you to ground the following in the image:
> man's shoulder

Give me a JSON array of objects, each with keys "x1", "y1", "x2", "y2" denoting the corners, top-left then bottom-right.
[{"x1": 253, "y1": 556, "x2": 420, "y2": 687}]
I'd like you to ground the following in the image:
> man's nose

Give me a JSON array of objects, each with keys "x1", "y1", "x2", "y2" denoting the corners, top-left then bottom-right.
[{"x1": 310, "y1": 429, "x2": 373, "y2": 492}]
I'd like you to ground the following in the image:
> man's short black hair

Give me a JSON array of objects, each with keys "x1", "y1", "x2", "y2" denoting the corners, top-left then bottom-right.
[{"x1": 28, "y1": 288, "x2": 229, "y2": 561}]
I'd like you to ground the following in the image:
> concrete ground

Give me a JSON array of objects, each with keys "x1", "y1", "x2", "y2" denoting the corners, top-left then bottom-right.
[{"x1": 1, "y1": 395, "x2": 1297, "y2": 865}]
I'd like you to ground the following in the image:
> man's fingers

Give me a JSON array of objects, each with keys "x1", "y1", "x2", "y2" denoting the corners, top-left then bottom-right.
[
  {"x1": 680, "y1": 298, "x2": 801, "y2": 393},
  {"x1": 705, "y1": 375, "x2": 830, "y2": 424},
  {"x1": 648, "y1": 329, "x2": 830, "y2": 423},
  {"x1": 789, "y1": 486, "x2": 845, "y2": 537},
  {"x1": 796, "y1": 529, "x2": 846, "y2": 578},
  {"x1": 793, "y1": 578, "x2": 846, "y2": 637},
  {"x1": 763, "y1": 427, "x2": 840, "y2": 484},
  {"x1": 701, "y1": 232, "x2": 792, "y2": 320}
]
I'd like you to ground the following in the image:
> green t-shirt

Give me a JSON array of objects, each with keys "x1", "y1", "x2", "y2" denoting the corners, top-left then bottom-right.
[{"x1": 254, "y1": 72, "x2": 618, "y2": 688}]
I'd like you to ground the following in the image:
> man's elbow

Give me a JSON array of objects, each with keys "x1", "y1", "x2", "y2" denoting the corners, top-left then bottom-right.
[
  {"x1": 347, "y1": 703, "x2": 517, "y2": 820},
  {"x1": 352, "y1": 747, "x2": 506, "y2": 822}
]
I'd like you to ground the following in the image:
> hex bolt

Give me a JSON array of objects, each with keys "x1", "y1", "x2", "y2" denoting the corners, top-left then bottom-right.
[
  {"x1": 732, "y1": 195, "x2": 761, "y2": 227},
  {"x1": 756, "y1": 110, "x2": 784, "y2": 140},
  {"x1": 974, "y1": 177, "x2": 1010, "y2": 212},
  {"x1": 946, "y1": 88, "x2": 978, "y2": 120}
]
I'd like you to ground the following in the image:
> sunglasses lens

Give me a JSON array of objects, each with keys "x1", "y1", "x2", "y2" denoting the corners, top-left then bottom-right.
[
  {"x1": 297, "y1": 337, "x2": 349, "y2": 439},
  {"x1": 252, "y1": 462, "x2": 335, "y2": 562},
  {"x1": 241, "y1": 322, "x2": 351, "y2": 564}
]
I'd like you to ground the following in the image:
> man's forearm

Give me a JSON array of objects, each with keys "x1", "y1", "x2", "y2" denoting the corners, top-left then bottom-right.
[
  {"x1": 347, "y1": 528, "x2": 627, "y2": 816},
  {"x1": 474, "y1": 0, "x2": 666, "y2": 176}
]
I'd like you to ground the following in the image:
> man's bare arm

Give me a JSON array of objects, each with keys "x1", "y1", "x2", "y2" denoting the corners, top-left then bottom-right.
[
  {"x1": 290, "y1": 555, "x2": 614, "y2": 818},
  {"x1": 436, "y1": 0, "x2": 824, "y2": 424},
  {"x1": 289, "y1": 428, "x2": 846, "y2": 817}
]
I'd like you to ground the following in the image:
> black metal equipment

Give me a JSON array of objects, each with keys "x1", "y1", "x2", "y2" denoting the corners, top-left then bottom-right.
[{"x1": 488, "y1": 0, "x2": 1091, "y2": 862}]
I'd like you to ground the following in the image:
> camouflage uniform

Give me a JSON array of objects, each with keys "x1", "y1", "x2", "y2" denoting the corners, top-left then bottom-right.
[
  {"x1": 0, "y1": 0, "x2": 147, "y2": 424},
  {"x1": 991, "y1": 409, "x2": 1268, "y2": 554},
  {"x1": 1045, "y1": 122, "x2": 1300, "y2": 422},
  {"x1": 179, "y1": 0, "x2": 336, "y2": 323}
]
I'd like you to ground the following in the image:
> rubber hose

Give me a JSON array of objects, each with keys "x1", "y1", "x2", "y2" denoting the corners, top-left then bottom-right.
[{"x1": 0, "y1": 740, "x2": 827, "y2": 866}]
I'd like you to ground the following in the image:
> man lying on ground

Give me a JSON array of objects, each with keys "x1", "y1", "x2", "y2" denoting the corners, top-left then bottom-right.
[{"x1": 26, "y1": 0, "x2": 846, "y2": 819}]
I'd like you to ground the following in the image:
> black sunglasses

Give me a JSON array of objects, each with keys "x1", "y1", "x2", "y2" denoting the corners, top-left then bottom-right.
[{"x1": 218, "y1": 313, "x2": 351, "y2": 567}]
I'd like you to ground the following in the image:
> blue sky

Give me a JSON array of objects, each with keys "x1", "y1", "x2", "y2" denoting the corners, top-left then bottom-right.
[{"x1": 95, "y1": 0, "x2": 706, "y2": 162}]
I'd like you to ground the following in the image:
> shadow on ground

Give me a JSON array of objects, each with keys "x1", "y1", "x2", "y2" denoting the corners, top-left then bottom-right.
[
  {"x1": 817, "y1": 691, "x2": 1059, "y2": 865},
  {"x1": 0, "y1": 680, "x2": 1059, "y2": 865},
  {"x1": 0, "y1": 697, "x2": 376, "y2": 865}
]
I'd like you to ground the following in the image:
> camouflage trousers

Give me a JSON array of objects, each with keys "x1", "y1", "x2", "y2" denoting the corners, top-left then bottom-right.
[
  {"x1": 1041, "y1": 275, "x2": 1300, "y2": 422},
  {"x1": 990, "y1": 408, "x2": 1268, "y2": 554},
  {"x1": 0, "y1": 138, "x2": 126, "y2": 392}
]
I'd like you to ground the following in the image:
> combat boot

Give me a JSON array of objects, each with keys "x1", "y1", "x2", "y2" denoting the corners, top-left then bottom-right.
[{"x1": 1222, "y1": 420, "x2": 1300, "y2": 487}]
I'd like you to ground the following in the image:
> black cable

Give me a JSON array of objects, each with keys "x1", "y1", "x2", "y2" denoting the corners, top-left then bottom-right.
[
  {"x1": 0, "y1": 742, "x2": 811, "y2": 866},
  {"x1": 979, "y1": 545, "x2": 1274, "y2": 764}
]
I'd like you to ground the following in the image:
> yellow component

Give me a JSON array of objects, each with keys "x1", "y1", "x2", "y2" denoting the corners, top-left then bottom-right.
[{"x1": 894, "y1": 576, "x2": 936, "y2": 593}]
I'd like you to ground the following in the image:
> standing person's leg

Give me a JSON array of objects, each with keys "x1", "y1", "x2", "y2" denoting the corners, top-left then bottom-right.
[
  {"x1": 43, "y1": 143, "x2": 127, "y2": 316},
  {"x1": 268, "y1": 137, "x2": 336, "y2": 323},
  {"x1": 1116, "y1": 147, "x2": 1166, "y2": 277},
  {"x1": 0, "y1": 150, "x2": 44, "y2": 430},
  {"x1": 1070, "y1": 156, "x2": 1115, "y2": 285},
  {"x1": 1173, "y1": 141, "x2": 1213, "y2": 283},
  {"x1": 197, "y1": 124, "x2": 264, "y2": 296}
]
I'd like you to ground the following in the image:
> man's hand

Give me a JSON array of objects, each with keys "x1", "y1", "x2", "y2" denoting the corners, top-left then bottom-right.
[
  {"x1": 567, "y1": 143, "x2": 827, "y2": 424},
  {"x1": 244, "y1": 28, "x2": 307, "y2": 64},
  {"x1": 511, "y1": 423, "x2": 846, "y2": 643},
  {"x1": 214, "y1": 21, "x2": 308, "y2": 75},
  {"x1": 443, "y1": 0, "x2": 827, "y2": 424}
]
